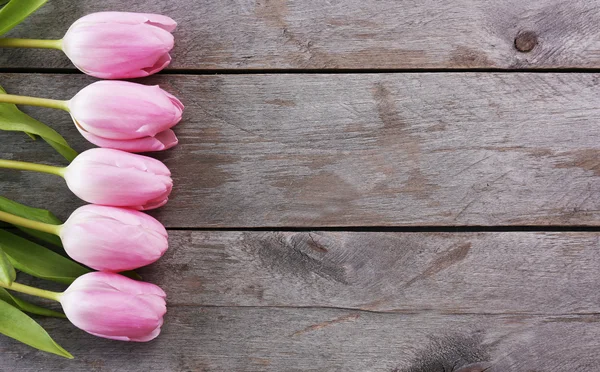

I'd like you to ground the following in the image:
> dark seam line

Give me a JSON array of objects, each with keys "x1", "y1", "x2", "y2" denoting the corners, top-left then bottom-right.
[
  {"x1": 2, "y1": 67, "x2": 600, "y2": 75},
  {"x1": 167, "y1": 304, "x2": 600, "y2": 317},
  {"x1": 3, "y1": 225, "x2": 600, "y2": 233},
  {"x1": 162, "y1": 226, "x2": 600, "y2": 232}
]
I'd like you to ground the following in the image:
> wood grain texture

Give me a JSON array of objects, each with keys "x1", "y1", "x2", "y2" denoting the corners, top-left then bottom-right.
[
  {"x1": 5, "y1": 231, "x2": 600, "y2": 370},
  {"x1": 2, "y1": 73, "x2": 600, "y2": 227},
  {"x1": 2, "y1": 307, "x2": 600, "y2": 371},
  {"x1": 3, "y1": 1, "x2": 600, "y2": 369},
  {"x1": 2, "y1": 0, "x2": 600, "y2": 70},
  {"x1": 141, "y1": 231, "x2": 600, "y2": 314}
]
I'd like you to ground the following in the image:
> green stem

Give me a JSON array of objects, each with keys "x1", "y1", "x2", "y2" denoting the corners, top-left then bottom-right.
[
  {"x1": 0, "y1": 282, "x2": 62, "y2": 302},
  {"x1": 0, "y1": 211, "x2": 62, "y2": 235},
  {"x1": 0, "y1": 38, "x2": 63, "y2": 50},
  {"x1": 0, "y1": 159, "x2": 66, "y2": 177},
  {"x1": 0, "y1": 93, "x2": 69, "y2": 111}
]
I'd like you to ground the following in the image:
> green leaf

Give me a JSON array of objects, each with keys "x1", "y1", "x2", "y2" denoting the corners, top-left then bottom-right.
[
  {"x1": 0, "y1": 0, "x2": 48, "y2": 36},
  {"x1": 0, "y1": 288, "x2": 65, "y2": 318},
  {"x1": 121, "y1": 270, "x2": 142, "y2": 280},
  {"x1": 0, "y1": 196, "x2": 63, "y2": 247},
  {"x1": 0, "y1": 299, "x2": 72, "y2": 358},
  {"x1": 0, "y1": 247, "x2": 15, "y2": 285},
  {"x1": 0, "y1": 85, "x2": 77, "y2": 161},
  {"x1": 0, "y1": 229, "x2": 89, "y2": 284}
]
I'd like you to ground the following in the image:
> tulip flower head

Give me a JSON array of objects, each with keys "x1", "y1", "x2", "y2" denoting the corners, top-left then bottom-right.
[
  {"x1": 64, "y1": 148, "x2": 173, "y2": 210},
  {"x1": 68, "y1": 81, "x2": 183, "y2": 152},
  {"x1": 0, "y1": 77, "x2": 182, "y2": 152},
  {"x1": 61, "y1": 205, "x2": 169, "y2": 272},
  {"x1": 62, "y1": 12, "x2": 176, "y2": 79},
  {"x1": 60, "y1": 272, "x2": 166, "y2": 342},
  {"x1": 0, "y1": 204, "x2": 168, "y2": 272},
  {"x1": 0, "y1": 148, "x2": 173, "y2": 210}
]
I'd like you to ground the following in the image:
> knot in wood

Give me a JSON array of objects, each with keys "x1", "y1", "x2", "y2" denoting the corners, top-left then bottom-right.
[{"x1": 514, "y1": 31, "x2": 538, "y2": 53}]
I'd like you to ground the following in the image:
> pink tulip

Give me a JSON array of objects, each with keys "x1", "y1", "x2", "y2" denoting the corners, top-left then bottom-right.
[
  {"x1": 68, "y1": 81, "x2": 183, "y2": 152},
  {"x1": 60, "y1": 272, "x2": 166, "y2": 342},
  {"x1": 62, "y1": 12, "x2": 176, "y2": 79},
  {"x1": 64, "y1": 148, "x2": 173, "y2": 210},
  {"x1": 61, "y1": 205, "x2": 168, "y2": 272}
]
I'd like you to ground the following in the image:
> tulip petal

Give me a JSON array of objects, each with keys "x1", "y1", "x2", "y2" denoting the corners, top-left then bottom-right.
[
  {"x1": 164, "y1": 91, "x2": 185, "y2": 113},
  {"x1": 68, "y1": 205, "x2": 168, "y2": 238},
  {"x1": 69, "y1": 148, "x2": 171, "y2": 176},
  {"x1": 76, "y1": 124, "x2": 178, "y2": 153},
  {"x1": 86, "y1": 332, "x2": 131, "y2": 342},
  {"x1": 70, "y1": 12, "x2": 177, "y2": 32},
  {"x1": 128, "y1": 325, "x2": 162, "y2": 342},
  {"x1": 141, "y1": 52, "x2": 172, "y2": 76},
  {"x1": 144, "y1": 15, "x2": 178, "y2": 32},
  {"x1": 68, "y1": 272, "x2": 166, "y2": 297},
  {"x1": 154, "y1": 129, "x2": 179, "y2": 150}
]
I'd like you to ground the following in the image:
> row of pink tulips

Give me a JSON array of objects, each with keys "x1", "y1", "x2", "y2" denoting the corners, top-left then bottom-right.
[{"x1": 0, "y1": 11, "x2": 183, "y2": 345}]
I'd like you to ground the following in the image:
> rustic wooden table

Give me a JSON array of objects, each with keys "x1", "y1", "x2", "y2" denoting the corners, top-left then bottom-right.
[{"x1": 2, "y1": 0, "x2": 600, "y2": 371}]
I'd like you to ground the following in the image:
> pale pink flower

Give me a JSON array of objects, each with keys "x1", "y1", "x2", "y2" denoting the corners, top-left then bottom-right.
[
  {"x1": 68, "y1": 81, "x2": 183, "y2": 152},
  {"x1": 62, "y1": 12, "x2": 176, "y2": 79},
  {"x1": 60, "y1": 205, "x2": 168, "y2": 272},
  {"x1": 60, "y1": 272, "x2": 166, "y2": 342},
  {"x1": 63, "y1": 148, "x2": 173, "y2": 210}
]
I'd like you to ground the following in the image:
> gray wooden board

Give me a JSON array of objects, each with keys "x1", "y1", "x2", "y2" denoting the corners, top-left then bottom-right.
[
  {"x1": 140, "y1": 231, "x2": 600, "y2": 314},
  {"x1": 2, "y1": 0, "x2": 599, "y2": 369},
  {"x1": 2, "y1": 0, "x2": 600, "y2": 70},
  {"x1": 3, "y1": 231, "x2": 600, "y2": 370},
  {"x1": 2, "y1": 73, "x2": 600, "y2": 227},
  {"x1": 2, "y1": 307, "x2": 600, "y2": 371}
]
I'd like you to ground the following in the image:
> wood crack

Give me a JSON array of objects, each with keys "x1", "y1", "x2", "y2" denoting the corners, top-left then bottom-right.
[{"x1": 165, "y1": 304, "x2": 600, "y2": 317}]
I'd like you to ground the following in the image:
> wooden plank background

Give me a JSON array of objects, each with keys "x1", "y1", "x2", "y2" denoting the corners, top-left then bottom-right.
[
  {"x1": 146, "y1": 231, "x2": 600, "y2": 314},
  {"x1": 2, "y1": 73, "x2": 600, "y2": 227},
  {"x1": 4, "y1": 308, "x2": 600, "y2": 371},
  {"x1": 2, "y1": 0, "x2": 600, "y2": 70},
  {"x1": 3, "y1": 0, "x2": 600, "y2": 370},
  {"x1": 3, "y1": 232, "x2": 600, "y2": 371}
]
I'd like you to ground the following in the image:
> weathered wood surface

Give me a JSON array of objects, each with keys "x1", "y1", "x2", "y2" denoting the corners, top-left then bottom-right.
[
  {"x1": 4, "y1": 308, "x2": 600, "y2": 371},
  {"x1": 2, "y1": 0, "x2": 600, "y2": 70},
  {"x1": 2, "y1": 73, "x2": 600, "y2": 227},
  {"x1": 143, "y1": 231, "x2": 600, "y2": 314},
  {"x1": 5, "y1": 231, "x2": 600, "y2": 371},
  {"x1": 3, "y1": 2, "x2": 600, "y2": 365}
]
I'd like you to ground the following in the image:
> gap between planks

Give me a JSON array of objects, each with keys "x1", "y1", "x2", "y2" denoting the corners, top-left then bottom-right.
[
  {"x1": 165, "y1": 304, "x2": 600, "y2": 318},
  {"x1": 162, "y1": 226, "x2": 600, "y2": 232},
  {"x1": 4, "y1": 68, "x2": 600, "y2": 75}
]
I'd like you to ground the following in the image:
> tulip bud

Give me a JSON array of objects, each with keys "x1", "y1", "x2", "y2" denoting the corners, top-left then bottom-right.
[
  {"x1": 64, "y1": 148, "x2": 173, "y2": 210},
  {"x1": 68, "y1": 81, "x2": 183, "y2": 152},
  {"x1": 62, "y1": 12, "x2": 176, "y2": 79},
  {"x1": 61, "y1": 205, "x2": 168, "y2": 272},
  {"x1": 60, "y1": 272, "x2": 166, "y2": 342}
]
